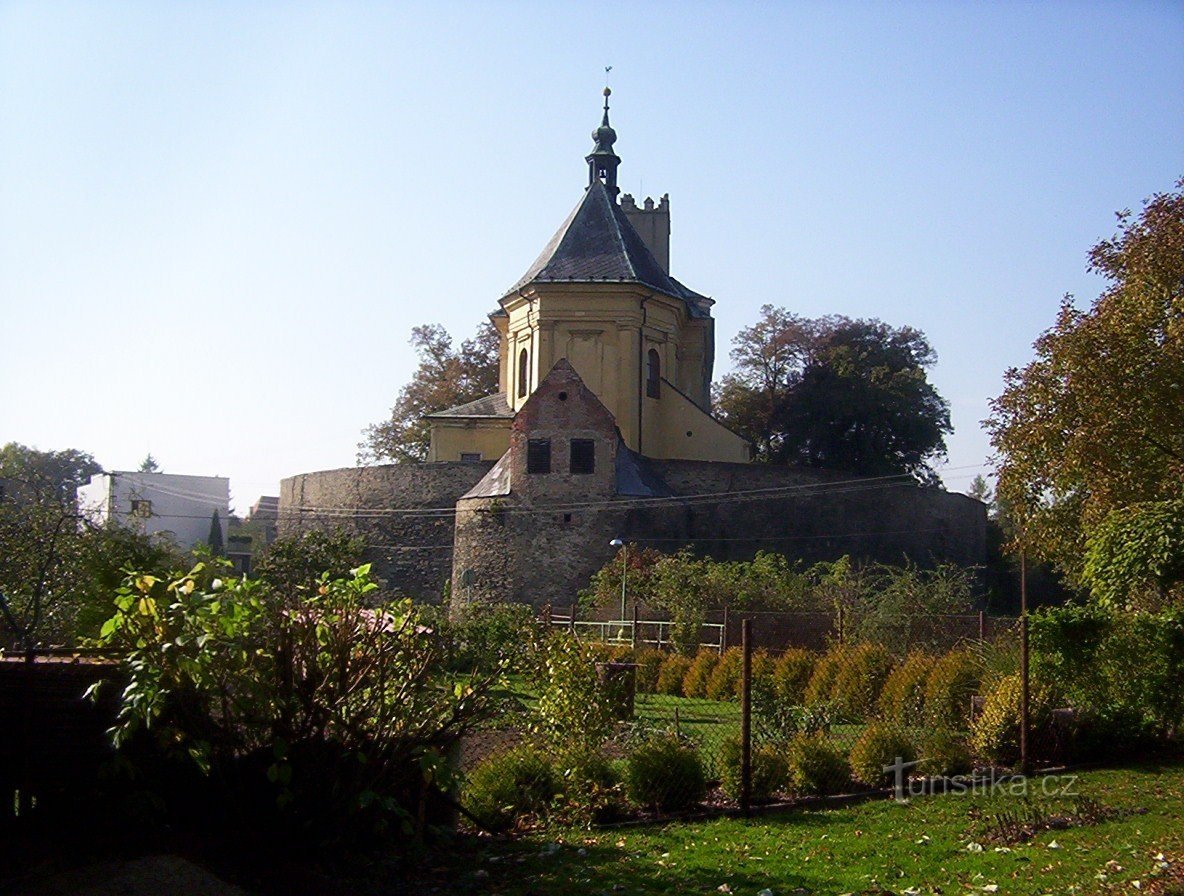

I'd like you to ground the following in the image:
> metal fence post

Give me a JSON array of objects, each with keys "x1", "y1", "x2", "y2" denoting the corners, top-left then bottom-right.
[
  {"x1": 740, "y1": 618, "x2": 752, "y2": 816},
  {"x1": 1019, "y1": 550, "x2": 1030, "y2": 775},
  {"x1": 631, "y1": 604, "x2": 639, "y2": 649},
  {"x1": 568, "y1": 602, "x2": 577, "y2": 635},
  {"x1": 721, "y1": 605, "x2": 729, "y2": 653}
]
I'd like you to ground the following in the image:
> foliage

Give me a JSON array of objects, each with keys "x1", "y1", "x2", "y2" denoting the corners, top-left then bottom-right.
[
  {"x1": 93, "y1": 563, "x2": 498, "y2": 842},
  {"x1": 970, "y1": 673, "x2": 1051, "y2": 766},
  {"x1": 835, "y1": 559, "x2": 980, "y2": 648},
  {"x1": 138, "y1": 453, "x2": 161, "y2": 473},
  {"x1": 682, "y1": 650, "x2": 719, "y2": 699},
  {"x1": 705, "y1": 647, "x2": 744, "y2": 701},
  {"x1": 359, "y1": 321, "x2": 500, "y2": 464},
  {"x1": 786, "y1": 733, "x2": 851, "y2": 796},
  {"x1": 528, "y1": 631, "x2": 617, "y2": 752},
  {"x1": 917, "y1": 727, "x2": 974, "y2": 777},
  {"x1": 719, "y1": 737, "x2": 790, "y2": 803},
  {"x1": 714, "y1": 308, "x2": 951, "y2": 483},
  {"x1": 849, "y1": 723, "x2": 916, "y2": 788},
  {"x1": 551, "y1": 747, "x2": 625, "y2": 826},
  {"x1": 986, "y1": 180, "x2": 1184, "y2": 583},
  {"x1": 878, "y1": 651, "x2": 936, "y2": 726},
  {"x1": 449, "y1": 601, "x2": 538, "y2": 672},
  {"x1": 464, "y1": 745, "x2": 558, "y2": 832},
  {"x1": 254, "y1": 527, "x2": 367, "y2": 595},
  {"x1": 829, "y1": 642, "x2": 895, "y2": 722},
  {"x1": 752, "y1": 675, "x2": 832, "y2": 745},
  {"x1": 924, "y1": 649, "x2": 981, "y2": 730},
  {"x1": 771, "y1": 648, "x2": 815, "y2": 706},
  {"x1": 804, "y1": 646, "x2": 846, "y2": 707},
  {"x1": 633, "y1": 648, "x2": 664, "y2": 693},
  {"x1": 655, "y1": 654, "x2": 692, "y2": 696},
  {"x1": 623, "y1": 734, "x2": 707, "y2": 812},
  {"x1": 1081, "y1": 500, "x2": 1184, "y2": 609},
  {"x1": 0, "y1": 441, "x2": 102, "y2": 498}
]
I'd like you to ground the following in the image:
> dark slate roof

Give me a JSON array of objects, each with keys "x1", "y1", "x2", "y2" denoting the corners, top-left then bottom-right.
[
  {"x1": 424, "y1": 392, "x2": 514, "y2": 419},
  {"x1": 460, "y1": 451, "x2": 511, "y2": 498},
  {"x1": 615, "y1": 444, "x2": 673, "y2": 497},
  {"x1": 506, "y1": 181, "x2": 710, "y2": 318}
]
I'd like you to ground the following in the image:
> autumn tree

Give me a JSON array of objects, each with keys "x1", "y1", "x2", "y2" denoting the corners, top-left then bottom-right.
[
  {"x1": 985, "y1": 179, "x2": 1184, "y2": 586},
  {"x1": 715, "y1": 308, "x2": 951, "y2": 483},
  {"x1": 359, "y1": 321, "x2": 500, "y2": 463}
]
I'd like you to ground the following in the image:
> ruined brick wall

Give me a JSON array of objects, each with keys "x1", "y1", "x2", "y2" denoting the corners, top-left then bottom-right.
[{"x1": 278, "y1": 462, "x2": 492, "y2": 602}]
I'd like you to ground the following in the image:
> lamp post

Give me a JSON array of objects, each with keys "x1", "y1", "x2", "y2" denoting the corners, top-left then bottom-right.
[{"x1": 610, "y1": 537, "x2": 626, "y2": 623}]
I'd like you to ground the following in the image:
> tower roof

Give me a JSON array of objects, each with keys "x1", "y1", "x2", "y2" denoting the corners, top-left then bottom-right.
[{"x1": 503, "y1": 180, "x2": 711, "y2": 317}]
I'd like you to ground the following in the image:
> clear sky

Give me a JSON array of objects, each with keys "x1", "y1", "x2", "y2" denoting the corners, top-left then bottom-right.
[{"x1": 2, "y1": 1, "x2": 1181, "y2": 511}]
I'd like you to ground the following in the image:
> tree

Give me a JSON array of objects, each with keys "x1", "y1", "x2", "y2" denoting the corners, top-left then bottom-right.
[
  {"x1": 966, "y1": 474, "x2": 994, "y2": 509},
  {"x1": 139, "y1": 453, "x2": 161, "y2": 473},
  {"x1": 207, "y1": 510, "x2": 225, "y2": 556},
  {"x1": 254, "y1": 527, "x2": 367, "y2": 595},
  {"x1": 715, "y1": 309, "x2": 951, "y2": 483},
  {"x1": 359, "y1": 321, "x2": 500, "y2": 463},
  {"x1": 985, "y1": 180, "x2": 1184, "y2": 585},
  {"x1": 1081, "y1": 500, "x2": 1184, "y2": 610},
  {"x1": 0, "y1": 442, "x2": 102, "y2": 499}
]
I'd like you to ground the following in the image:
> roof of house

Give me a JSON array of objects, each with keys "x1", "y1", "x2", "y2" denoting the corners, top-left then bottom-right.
[
  {"x1": 504, "y1": 181, "x2": 711, "y2": 318},
  {"x1": 425, "y1": 392, "x2": 514, "y2": 420}
]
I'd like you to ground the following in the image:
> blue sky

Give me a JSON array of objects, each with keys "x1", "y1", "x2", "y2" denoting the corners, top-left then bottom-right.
[{"x1": 2, "y1": 1, "x2": 1181, "y2": 510}]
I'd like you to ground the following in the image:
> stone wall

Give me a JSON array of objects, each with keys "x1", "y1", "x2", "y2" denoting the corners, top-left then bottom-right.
[{"x1": 278, "y1": 462, "x2": 492, "y2": 602}]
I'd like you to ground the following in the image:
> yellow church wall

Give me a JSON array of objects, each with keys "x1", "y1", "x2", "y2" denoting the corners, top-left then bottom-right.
[
  {"x1": 644, "y1": 379, "x2": 751, "y2": 463},
  {"x1": 427, "y1": 419, "x2": 511, "y2": 463}
]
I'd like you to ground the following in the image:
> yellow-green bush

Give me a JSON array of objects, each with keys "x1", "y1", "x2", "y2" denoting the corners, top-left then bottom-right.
[
  {"x1": 655, "y1": 654, "x2": 693, "y2": 696},
  {"x1": 924, "y1": 649, "x2": 981, "y2": 730},
  {"x1": 751, "y1": 649, "x2": 776, "y2": 685},
  {"x1": 464, "y1": 745, "x2": 558, "y2": 831},
  {"x1": 633, "y1": 648, "x2": 664, "y2": 694},
  {"x1": 706, "y1": 647, "x2": 745, "y2": 701},
  {"x1": 918, "y1": 727, "x2": 974, "y2": 777},
  {"x1": 683, "y1": 650, "x2": 720, "y2": 698},
  {"x1": 878, "y1": 651, "x2": 936, "y2": 726},
  {"x1": 830, "y1": 643, "x2": 895, "y2": 721},
  {"x1": 772, "y1": 648, "x2": 816, "y2": 706},
  {"x1": 623, "y1": 734, "x2": 707, "y2": 812},
  {"x1": 786, "y1": 733, "x2": 851, "y2": 796},
  {"x1": 849, "y1": 722, "x2": 916, "y2": 788},
  {"x1": 970, "y1": 673, "x2": 1051, "y2": 765},
  {"x1": 719, "y1": 737, "x2": 790, "y2": 803},
  {"x1": 804, "y1": 646, "x2": 846, "y2": 706}
]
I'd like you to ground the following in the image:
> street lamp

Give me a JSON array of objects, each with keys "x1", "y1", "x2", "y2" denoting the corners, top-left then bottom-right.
[{"x1": 610, "y1": 537, "x2": 626, "y2": 623}]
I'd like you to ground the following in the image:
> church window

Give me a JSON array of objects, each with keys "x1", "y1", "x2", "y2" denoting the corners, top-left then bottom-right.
[
  {"x1": 570, "y1": 439, "x2": 595, "y2": 474},
  {"x1": 646, "y1": 348, "x2": 661, "y2": 398},
  {"x1": 517, "y1": 348, "x2": 529, "y2": 398},
  {"x1": 527, "y1": 439, "x2": 551, "y2": 474}
]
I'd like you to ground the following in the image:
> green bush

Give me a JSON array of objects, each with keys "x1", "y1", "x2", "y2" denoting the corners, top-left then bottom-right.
[
  {"x1": 529, "y1": 632, "x2": 617, "y2": 751},
  {"x1": 924, "y1": 649, "x2": 981, "y2": 730},
  {"x1": 449, "y1": 601, "x2": 538, "y2": 672},
  {"x1": 830, "y1": 643, "x2": 895, "y2": 721},
  {"x1": 751, "y1": 649, "x2": 776, "y2": 684},
  {"x1": 623, "y1": 734, "x2": 707, "y2": 812},
  {"x1": 918, "y1": 727, "x2": 974, "y2": 777},
  {"x1": 655, "y1": 654, "x2": 693, "y2": 696},
  {"x1": 683, "y1": 650, "x2": 720, "y2": 698},
  {"x1": 787, "y1": 733, "x2": 851, "y2": 796},
  {"x1": 772, "y1": 648, "x2": 816, "y2": 706},
  {"x1": 552, "y1": 747, "x2": 625, "y2": 825},
  {"x1": 970, "y1": 673, "x2": 1051, "y2": 766},
  {"x1": 632, "y1": 648, "x2": 664, "y2": 694},
  {"x1": 878, "y1": 651, "x2": 936, "y2": 726},
  {"x1": 719, "y1": 737, "x2": 790, "y2": 803},
  {"x1": 706, "y1": 647, "x2": 744, "y2": 701},
  {"x1": 465, "y1": 745, "x2": 557, "y2": 831},
  {"x1": 849, "y1": 723, "x2": 916, "y2": 788},
  {"x1": 804, "y1": 646, "x2": 846, "y2": 706}
]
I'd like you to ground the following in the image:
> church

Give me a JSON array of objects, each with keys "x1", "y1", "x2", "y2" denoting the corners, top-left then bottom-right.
[{"x1": 278, "y1": 93, "x2": 986, "y2": 609}]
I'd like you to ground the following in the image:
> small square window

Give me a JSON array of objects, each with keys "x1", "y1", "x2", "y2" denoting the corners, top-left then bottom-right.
[
  {"x1": 460, "y1": 452, "x2": 482, "y2": 463},
  {"x1": 130, "y1": 499, "x2": 152, "y2": 518},
  {"x1": 526, "y1": 439, "x2": 551, "y2": 474},
  {"x1": 570, "y1": 439, "x2": 595, "y2": 475}
]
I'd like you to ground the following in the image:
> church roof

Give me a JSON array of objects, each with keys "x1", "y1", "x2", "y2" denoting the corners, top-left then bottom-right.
[
  {"x1": 505, "y1": 181, "x2": 710, "y2": 317},
  {"x1": 424, "y1": 392, "x2": 514, "y2": 419}
]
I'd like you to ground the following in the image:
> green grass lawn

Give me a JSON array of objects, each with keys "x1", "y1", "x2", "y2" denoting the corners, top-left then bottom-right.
[{"x1": 424, "y1": 763, "x2": 1184, "y2": 895}]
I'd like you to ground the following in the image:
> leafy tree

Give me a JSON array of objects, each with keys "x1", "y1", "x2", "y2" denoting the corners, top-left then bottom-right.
[
  {"x1": 207, "y1": 510, "x2": 224, "y2": 556},
  {"x1": 0, "y1": 442, "x2": 102, "y2": 499},
  {"x1": 1081, "y1": 500, "x2": 1184, "y2": 610},
  {"x1": 715, "y1": 309, "x2": 951, "y2": 483},
  {"x1": 359, "y1": 321, "x2": 500, "y2": 463},
  {"x1": 254, "y1": 527, "x2": 367, "y2": 595},
  {"x1": 985, "y1": 180, "x2": 1184, "y2": 584}
]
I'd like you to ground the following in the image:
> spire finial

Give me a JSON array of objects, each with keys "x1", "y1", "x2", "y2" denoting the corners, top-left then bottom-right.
[{"x1": 587, "y1": 72, "x2": 621, "y2": 197}]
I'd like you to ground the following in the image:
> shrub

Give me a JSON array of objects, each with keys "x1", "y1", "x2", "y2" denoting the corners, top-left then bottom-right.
[
  {"x1": 633, "y1": 648, "x2": 665, "y2": 694},
  {"x1": 830, "y1": 643, "x2": 895, "y2": 721},
  {"x1": 970, "y1": 673, "x2": 1051, "y2": 766},
  {"x1": 529, "y1": 632, "x2": 617, "y2": 751},
  {"x1": 465, "y1": 746, "x2": 557, "y2": 831},
  {"x1": 924, "y1": 649, "x2": 981, "y2": 730},
  {"x1": 751, "y1": 649, "x2": 776, "y2": 683},
  {"x1": 552, "y1": 747, "x2": 625, "y2": 825},
  {"x1": 918, "y1": 727, "x2": 974, "y2": 777},
  {"x1": 772, "y1": 648, "x2": 816, "y2": 706},
  {"x1": 656, "y1": 654, "x2": 693, "y2": 696},
  {"x1": 449, "y1": 601, "x2": 538, "y2": 672},
  {"x1": 706, "y1": 648, "x2": 744, "y2": 700},
  {"x1": 683, "y1": 650, "x2": 720, "y2": 699},
  {"x1": 786, "y1": 733, "x2": 851, "y2": 796},
  {"x1": 719, "y1": 737, "x2": 790, "y2": 803},
  {"x1": 623, "y1": 734, "x2": 707, "y2": 812},
  {"x1": 878, "y1": 651, "x2": 936, "y2": 726},
  {"x1": 804, "y1": 646, "x2": 846, "y2": 706},
  {"x1": 849, "y1": 723, "x2": 916, "y2": 788}
]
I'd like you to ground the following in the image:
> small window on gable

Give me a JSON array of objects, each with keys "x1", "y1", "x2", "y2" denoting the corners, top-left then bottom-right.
[
  {"x1": 646, "y1": 348, "x2": 661, "y2": 399},
  {"x1": 570, "y1": 439, "x2": 595, "y2": 475},
  {"x1": 517, "y1": 348, "x2": 529, "y2": 399},
  {"x1": 526, "y1": 438, "x2": 551, "y2": 474}
]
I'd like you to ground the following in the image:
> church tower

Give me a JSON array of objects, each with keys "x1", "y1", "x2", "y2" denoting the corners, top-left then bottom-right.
[{"x1": 427, "y1": 93, "x2": 750, "y2": 466}]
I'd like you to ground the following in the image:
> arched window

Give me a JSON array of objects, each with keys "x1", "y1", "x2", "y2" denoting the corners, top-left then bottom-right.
[
  {"x1": 646, "y1": 348, "x2": 661, "y2": 398},
  {"x1": 517, "y1": 348, "x2": 529, "y2": 398}
]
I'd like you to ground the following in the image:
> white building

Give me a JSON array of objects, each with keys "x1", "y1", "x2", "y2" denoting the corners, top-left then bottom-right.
[{"x1": 78, "y1": 471, "x2": 231, "y2": 551}]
